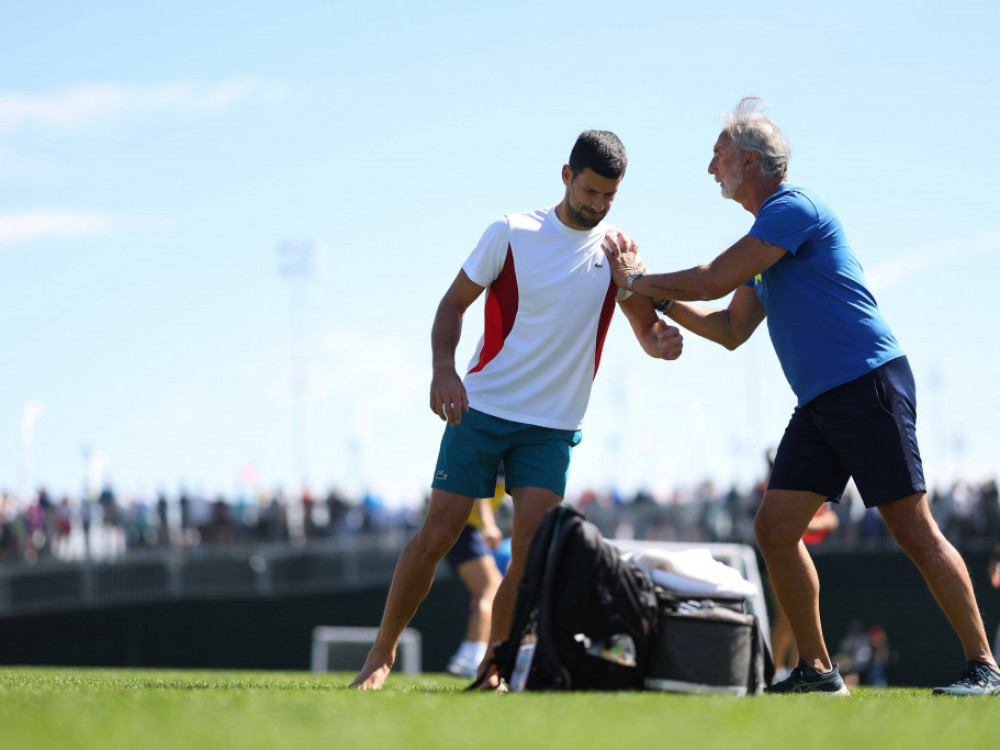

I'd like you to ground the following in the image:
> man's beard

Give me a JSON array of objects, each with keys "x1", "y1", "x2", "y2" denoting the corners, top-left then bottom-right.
[
  {"x1": 720, "y1": 161, "x2": 744, "y2": 199},
  {"x1": 566, "y1": 201, "x2": 606, "y2": 229}
]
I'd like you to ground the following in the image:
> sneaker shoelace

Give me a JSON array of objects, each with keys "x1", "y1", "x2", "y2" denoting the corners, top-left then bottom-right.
[
  {"x1": 785, "y1": 664, "x2": 814, "y2": 688},
  {"x1": 792, "y1": 663, "x2": 828, "y2": 681},
  {"x1": 957, "y1": 664, "x2": 993, "y2": 688}
]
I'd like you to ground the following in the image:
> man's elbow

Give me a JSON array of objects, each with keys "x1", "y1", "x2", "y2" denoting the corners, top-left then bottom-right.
[
  {"x1": 692, "y1": 273, "x2": 736, "y2": 301},
  {"x1": 720, "y1": 327, "x2": 755, "y2": 351}
]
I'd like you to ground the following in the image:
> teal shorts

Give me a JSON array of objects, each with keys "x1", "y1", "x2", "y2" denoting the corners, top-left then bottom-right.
[{"x1": 432, "y1": 409, "x2": 583, "y2": 498}]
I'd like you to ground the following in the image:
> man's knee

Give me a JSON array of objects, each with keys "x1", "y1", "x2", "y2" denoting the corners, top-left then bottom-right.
[
  {"x1": 417, "y1": 491, "x2": 475, "y2": 557},
  {"x1": 416, "y1": 517, "x2": 465, "y2": 559},
  {"x1": 878, "y1": 493, "x2": 938, "y2": 551},
  {"x1": 430, "y1": 530, "x2": 466, "y2": 561},
  {"x1": 754, "y1": 513, "x2": 783, "y2": 554},
  {"x1": 754, "y1": 506, "x2": 793, "y2": 552},
  {"x1": 754, "y1": 492, "x2": 823, "y2": 553}
]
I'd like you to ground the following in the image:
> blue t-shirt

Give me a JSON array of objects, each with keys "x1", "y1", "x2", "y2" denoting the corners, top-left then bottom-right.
[{"x1": 747, "y1": 184, "x2": 904, "y2": 406}]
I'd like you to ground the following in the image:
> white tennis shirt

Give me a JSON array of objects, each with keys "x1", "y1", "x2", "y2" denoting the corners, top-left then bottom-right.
[{"x1": 461, "y1": 206, "x2": 621, "y2": 431}]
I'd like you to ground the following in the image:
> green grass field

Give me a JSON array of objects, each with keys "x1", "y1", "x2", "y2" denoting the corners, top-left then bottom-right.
[{"x1": 0, "y1": 667, "x2": 994, "y2": 750}]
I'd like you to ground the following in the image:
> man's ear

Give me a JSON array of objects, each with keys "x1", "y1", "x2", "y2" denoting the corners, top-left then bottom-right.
[{"x1": 561, "y1": 164, "x2": 573, "y2": 186}]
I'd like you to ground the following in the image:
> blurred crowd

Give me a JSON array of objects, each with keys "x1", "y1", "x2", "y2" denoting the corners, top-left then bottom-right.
[
  {"x1": 579, "y1": 477, "x2": 1000, "y2": 553},
  {"x1": 0, "y1": 486, "x2": 421, "y2": 564},
  {"x1": 1, "y1": 476, "x2": 997, "y2": 565}
]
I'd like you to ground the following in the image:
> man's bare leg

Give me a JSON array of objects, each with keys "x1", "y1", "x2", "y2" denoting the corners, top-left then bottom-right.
[
  {"x1": 754, "y1": 489, "x2": 834, "y2": 673},
  {"x1": 476, "y1": 486, "x2": 562, "y2": 689},
  {"x1": 350, "y1": 490, "x2": 474, "y2": 689},
  {"x1": 879, "y1": 492, "x2": 999, "y2": 672}
]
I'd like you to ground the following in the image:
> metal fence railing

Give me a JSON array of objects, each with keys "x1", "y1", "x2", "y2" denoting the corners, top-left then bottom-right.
[{"x1": 0, "y1": 530, "x2": 413, "y2": 619}]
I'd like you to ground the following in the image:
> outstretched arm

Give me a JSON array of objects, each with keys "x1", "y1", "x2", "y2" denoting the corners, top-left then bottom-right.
[
  {"x1": 603, "y1": 232, "x2": 787, "y2": 301},
  {"x1": 602, "y1": 232, "x2": 778, "y2": 350},
  {"x1": 617, "y1": 293, "x2": 684, "y2": 360},
  {"x1": 430, "y1": 270, "x2": 485, "y2": 425},
  {"x1": 662, "y1": 285, "x2": 766, "y2": 350}
]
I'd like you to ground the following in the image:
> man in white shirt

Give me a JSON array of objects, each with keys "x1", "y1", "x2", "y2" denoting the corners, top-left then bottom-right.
[{"x1": 351, "y1": 130, "x2": 682, "y2": 690}]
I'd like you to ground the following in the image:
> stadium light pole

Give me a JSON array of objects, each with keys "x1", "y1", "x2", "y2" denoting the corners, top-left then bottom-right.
[
  {"x1": 19, "y1": 400, "x2": 45, "y2": 502},
  {"x1": 278, "y1": 240, "x2": 315, "y2": 498}
]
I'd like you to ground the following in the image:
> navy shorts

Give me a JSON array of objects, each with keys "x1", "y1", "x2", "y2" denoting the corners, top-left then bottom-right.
[
  {"x1": 768, "y1": 356, "x2": 925, "y2": 508},
  {"x1": 431, "y1": 408, "x2": 583, "y2": 498},
  {"x1": 445, "y1": 524, "x2": 492, "y2": 569}
]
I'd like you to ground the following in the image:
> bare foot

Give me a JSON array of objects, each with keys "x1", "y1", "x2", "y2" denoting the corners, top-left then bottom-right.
[
  {"x1": 349, "y1": 660, "x2": 392, "y2": 690},
  {"x1": 473, "y1": 663, "x2": 508, "y2": 692},
  {"x1": 482, "y1": 674, "x2": 508, "y2": 692}
]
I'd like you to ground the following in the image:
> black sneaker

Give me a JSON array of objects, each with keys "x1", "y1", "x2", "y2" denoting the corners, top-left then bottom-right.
[
  {"x1": 932, "y1": 660, "x2": 1000, "y2": 696},
  {"x1": 767, "y1": 659, "x2": 850, "y2": 695}
]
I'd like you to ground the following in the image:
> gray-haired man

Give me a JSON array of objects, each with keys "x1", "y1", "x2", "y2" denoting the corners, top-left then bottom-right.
[{"x1": 603, "y1": 96, "x2": 999, "y2": 696}]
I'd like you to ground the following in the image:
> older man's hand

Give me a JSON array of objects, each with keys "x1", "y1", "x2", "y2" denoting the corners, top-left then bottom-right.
[{"x1": 602, "y1": 231, "x2": 643, "y2": 289}]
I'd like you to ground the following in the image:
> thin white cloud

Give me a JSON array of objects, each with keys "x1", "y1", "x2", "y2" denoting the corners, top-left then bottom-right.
[
  {"x1": 0, "y1": 209, "x2": 146, "y2": 247},
  {"x1": 0, "y1": 79, "x2": 279, "y2": 136},
  {"x1": 866, "y1": 229, "x2": 1000, "y2": 292}
]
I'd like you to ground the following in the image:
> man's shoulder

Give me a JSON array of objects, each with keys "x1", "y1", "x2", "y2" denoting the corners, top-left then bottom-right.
[
  {"x1": 475, "y1": 208, "x2": 550, "y2": 249},
  {"x1": 504, "y1": 206, "x2": 551, "y2": 231},
  {"x1": 760, "y1": 184, "x2": 824, "y2": 220}
]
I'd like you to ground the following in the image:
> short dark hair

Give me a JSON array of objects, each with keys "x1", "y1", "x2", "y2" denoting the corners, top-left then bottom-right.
[{"x1": 568, "y1": 130, "x2": 627, "y2": 179}]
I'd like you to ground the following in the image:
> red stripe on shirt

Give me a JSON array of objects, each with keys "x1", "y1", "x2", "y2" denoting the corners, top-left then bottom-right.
[
  {"x1": 469, "y1": 245, "x2": 519, "y2": 374},
  {"x1": 593, "y1": 281, "x2": 618, "y2": 377}
]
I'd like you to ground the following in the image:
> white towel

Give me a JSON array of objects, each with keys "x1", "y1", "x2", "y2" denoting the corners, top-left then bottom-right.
[{"x1": 623, "y1": 548, "x2": 758, "y2": 598}]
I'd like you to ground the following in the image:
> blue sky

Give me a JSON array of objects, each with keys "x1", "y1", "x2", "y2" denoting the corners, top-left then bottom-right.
[{"x1": 2, "y1": 1, "x2": 997, "y2": 505}]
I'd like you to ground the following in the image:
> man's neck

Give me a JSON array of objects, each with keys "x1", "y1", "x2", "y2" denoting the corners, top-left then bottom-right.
[
  {"x1": 737, "y1": 178, "x2": 786, "y2": 217},
  {"x1": 553, "y1": 201, "x2": 596, "y2": 232},
  {"x1": 554, "y1": 200, "x2": 570, "y2": 227}
]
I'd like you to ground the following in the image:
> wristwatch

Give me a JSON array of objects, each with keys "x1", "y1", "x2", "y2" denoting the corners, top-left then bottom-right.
[
  {"x1": 626, "y1": 271, "x2": 643, "y2": 292},
  {"x1": 654, "y1": 298, "x2": 675, "y2": 313}
]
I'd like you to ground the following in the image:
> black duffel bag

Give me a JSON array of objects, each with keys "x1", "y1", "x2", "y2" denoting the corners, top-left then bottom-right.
[{"x1": 488, "y1": 503, "x2": 659, "y2": 691}]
